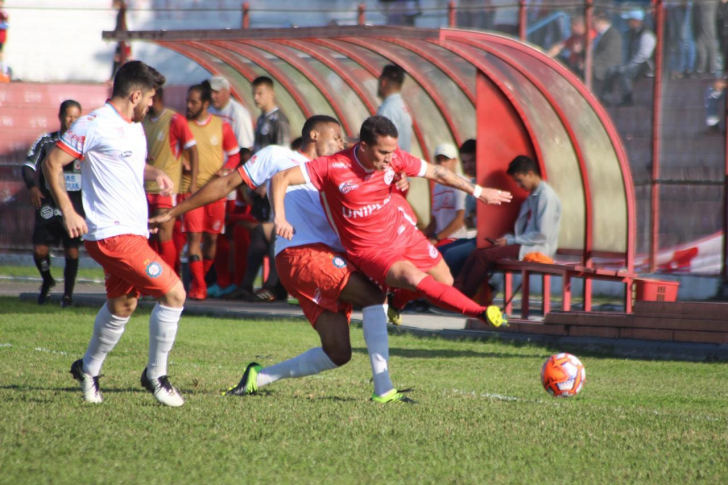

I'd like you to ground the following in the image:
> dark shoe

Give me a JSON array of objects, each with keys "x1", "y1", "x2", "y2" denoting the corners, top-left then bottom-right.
[
  {"x1": 223, "y1": 286, "x2": 254, "y2": 301},
  {"x1": 70, "y1": 359, "x2": 103, "y2": 403},
  {"x1": 37, "y1": 278, "x2": 56, "y2": 305},
  {"x1": 61, "y1": 295, "x2": 73, "y2": 308}
]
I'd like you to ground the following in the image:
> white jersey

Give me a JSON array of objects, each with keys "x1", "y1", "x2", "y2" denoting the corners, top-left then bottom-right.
[
  {"x1": 432, "y1": 176, "x2": 468, "y2": 240},
  {"x1": 238, "y1": 145, "x2": 344, "y2": 256},
  {"x1": 58, "y1": 102, "x2": 149, "y2": 241},
  {"x1": 209, "y1": 99, "x2": 254, "y2": 150}
]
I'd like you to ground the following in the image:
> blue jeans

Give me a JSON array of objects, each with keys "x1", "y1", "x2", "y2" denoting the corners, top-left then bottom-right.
[{"x1": 440, "y1": 238, "x2": 476, "y2": 279}]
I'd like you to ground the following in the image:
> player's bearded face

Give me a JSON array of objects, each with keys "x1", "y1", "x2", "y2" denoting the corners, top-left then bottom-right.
[
  {"x1": 361, "y1": 135, "x2": 398, "y2": 171},
  {"x1": 317, "y1": 123, "x2": 344, "y2": 156},
  {"x1": 133, "y1": 89, "x2": 155, "y2": 123}
]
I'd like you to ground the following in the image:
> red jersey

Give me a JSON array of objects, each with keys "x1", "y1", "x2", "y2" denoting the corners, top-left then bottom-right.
[{"x1": 302, "y1": 145, "x2": 427, "y2": 253}]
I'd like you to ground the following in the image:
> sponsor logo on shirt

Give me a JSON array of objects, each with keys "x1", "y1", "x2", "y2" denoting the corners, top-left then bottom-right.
[
  {"x1": 145, "y1": 261, "x2": 163, "y2": 279},
  {"x1": 331, "y1": 162, "x2": 350, "y2": 169},
  {"x1": 39, "y1": 206, "x2": 54, "y2": 219},
  {"x1": 342, "y1": 196, "x2": 391, "y2": 219},
  {"x1": 64, "y1": 131, "x2": 85, "y2": 148},
  {"x1": 249, "y1": 155, "x2": 257, "y2": 165},
  {"x1": 338, "y1": 181, "x2": 359, "y2": 194},
  {"x1": 121, "y1": 151, "x2": 133, "y2": 158}
]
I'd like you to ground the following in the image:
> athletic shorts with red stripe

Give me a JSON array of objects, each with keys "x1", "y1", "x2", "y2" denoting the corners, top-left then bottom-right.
[
  {"x1": 275, "y1": 243, "x2": 355, "y2": 326},
  {"x1": 85, "y1": 235, "x2": 180, "y2": 299},
  {"x1": 146, "y1": 193, "x2": 177, "y2": 212},
  {"x1": 179, "y1": 193, "x2": 225, "y2": 234},
  {"x1": 347, "y1": 222, "x2": 442, "y2": 288}
]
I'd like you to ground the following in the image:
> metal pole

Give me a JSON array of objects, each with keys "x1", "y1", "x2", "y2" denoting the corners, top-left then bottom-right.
[
  {"x1": 358, "y1": 3, "x2": 366, "y2": 26},
  {"x1": 242, "y1": 2, "x2": 250, "y2": 29},
  {"x1": 723, "y1": 80, "x2": 728, "y2": 292},
  {"x1": 117, "y1": 1, "x2": 128, "y2": 65},
  {"x1": 650, "y1": 0, "x2": 665, "y2": 273},
  {"x1": 518, "y1": 0, "x2": 527, "y2": 41},
  {"x1": 448, "y1": 0, "x2": 456, "y2": 28},
  {"x1": 584, "y1": 0, "x2": 594, "y2": 89}
]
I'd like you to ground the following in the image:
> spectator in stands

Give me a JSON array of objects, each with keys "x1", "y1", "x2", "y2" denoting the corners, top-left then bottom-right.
[
  {"x1": 705, "y1": 78, "x2": 726, "y2": 131},
  {"x1": 603, "y1": 10, "x2": 656, "y2": 106},
  {"x1": 252, "y1": 76, "x2": 290, "y2": 152},
  {"x1": 717, "y1": 0, "x2": 728, "y2": 73},
  {"x1": 424, "y1": 143, "x2": 469, "y2": 247},
  {"x1": 209, "y1": 75, "x2": 254, "y2": 151},
  {"x1": 0, "y1": 0, "x2": 9, "y2": 81},
  {"x1": 693, "y1": 0, "x2": 720, "y2": 77},
  {"x1": 379, "y1": 0, "x2": 421, "y2": 26},
  {"x1": 377, "y1": 64, "x2": 413, "y2": 152},
  {"x1": 547, "y1": 15, "x2": 597, "y2": 79},
  {"x1": 592, "y1": 10, "x2": 623, "y2": 98},
  {"x1": 454, "y1": 156, "x2": 562, "y2": 303},
  {"x1": 440, "y1": 139, "x2": 478, "y2": 279},
  {"x1": 666, "y1": 0, "x2": 695, "y2": 79}
]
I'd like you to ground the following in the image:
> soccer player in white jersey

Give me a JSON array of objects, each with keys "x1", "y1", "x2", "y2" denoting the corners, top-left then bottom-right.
[
  {"x1": 43, "y1": 61, "x2": 187, "y2": 407},
  {"x1": 150, "y1": 115, "x2": 414, "y2": 403}
]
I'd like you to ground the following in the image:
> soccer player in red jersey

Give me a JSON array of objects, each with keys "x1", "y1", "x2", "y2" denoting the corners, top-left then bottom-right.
[{"x1": 271, "y1": 116, "x2": 513, "y2": 326}]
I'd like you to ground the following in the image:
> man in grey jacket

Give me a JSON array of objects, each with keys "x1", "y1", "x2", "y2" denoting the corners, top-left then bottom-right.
[
  {"x1": 454, "y1": 156, "x2": 562, "y2": 302},
  {"x1": 603, "y1": 9, "x2": 656, "y2": 106},
  {"x1": 592, "y1": 10, "x2": 623, "y2": 98}
]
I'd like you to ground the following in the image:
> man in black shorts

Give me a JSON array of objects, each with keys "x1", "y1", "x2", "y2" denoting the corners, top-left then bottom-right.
[{"x1": 22, "y1": 100, "x2": 83, "y2": 306}]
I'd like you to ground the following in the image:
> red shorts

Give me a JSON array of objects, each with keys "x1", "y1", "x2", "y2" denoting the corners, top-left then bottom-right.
[
  {"x1": 85, "y1": 235, "x2": 179, "y2": 299},
  {"x1": 146, "y1": 193, "x2": 176, "y2": 212},
  {"x1": 179, "y1": 194, "x2": 225, "y2": 234},
  {"x1": 276, "y1": 243, "x2": 355, "y2": 327},
  {"x1": 347, "y1": 224, "x2": 442, "y2": 287}
]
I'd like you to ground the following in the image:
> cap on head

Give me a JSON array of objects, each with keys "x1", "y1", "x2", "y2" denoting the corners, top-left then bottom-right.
[
  {"x1": 210, "y1": 76, "x2": 230, "y2": 91},
  {"x1": 621, "y1": 9, "x2": 644, "y2": 21},
  {"x1": 434, "y1": 143, "x2": 458, "y2": 160}
]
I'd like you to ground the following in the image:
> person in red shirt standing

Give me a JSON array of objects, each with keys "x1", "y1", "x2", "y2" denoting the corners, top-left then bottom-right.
[
  {"x1": 271, "y1": 116, "x2": 513, "y2": 327},
  {"x1": 181, "y1": 81, "x2": 240, "y2": 300}
]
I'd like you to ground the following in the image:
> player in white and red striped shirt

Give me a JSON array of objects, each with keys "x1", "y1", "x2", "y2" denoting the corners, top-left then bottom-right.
[{"x1": 271, "y1": 116, "x2": 513, "y2": 327}]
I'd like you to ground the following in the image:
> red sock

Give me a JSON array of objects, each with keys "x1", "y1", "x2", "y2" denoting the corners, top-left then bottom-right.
[
  {"x1": 189, "y1": 260, "x2": 206, "y2": 292},
  {"x1": 159, "y1": 240, "x2": 177, "y2": 272},
  {"x1": 172, "y1": 221, "x2": 185, "y2": 275},
  {"x1": 391, "y1": 287, "x2": 419, "y2": 310},
  {"x1": 203, "y1": 258, "x2": 214, "y2": 275},
  {"x1": 415, "y1": 275, "x2": 486, "y2": 318},
  {"x1": 233, "y1": 225, "x2": 250, "y2": 286},
  {"x1": 215, "y1": 236, "x2": 232, "y2": 288}
]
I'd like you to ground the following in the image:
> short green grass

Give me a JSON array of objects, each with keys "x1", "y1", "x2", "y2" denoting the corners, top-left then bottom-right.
[
  {"x1": 1, "y1": 297, "x2": 726, "y2": 484},
  {"x1": 0, "y1": 264, "x2": 105, "y2": 282}
]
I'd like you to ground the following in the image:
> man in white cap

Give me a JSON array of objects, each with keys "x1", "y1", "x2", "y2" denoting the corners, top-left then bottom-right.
[
  {"x1": 424, "y1": 143, "x2": 469, "y2": 247},
  {"x1": 603, "y1": 9, "x2": 656, "y2": 106},
  {"x1": 209, "y1": 75, "x2": 254, "y2": 150}
]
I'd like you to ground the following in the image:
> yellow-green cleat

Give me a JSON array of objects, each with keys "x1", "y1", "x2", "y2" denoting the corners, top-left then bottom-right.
[
  {"x1": 372, "y1": 388, "x2": 416, "y2": 404},
  {"x1": 483, "y1": 305, "x2": 509, "y2": 328},
  {"x1": 224, "y1": 362, "x2": 261, "y2": 396},
  {"x1": 387, "y1": 305, "x2": 403, "y2": 326}
]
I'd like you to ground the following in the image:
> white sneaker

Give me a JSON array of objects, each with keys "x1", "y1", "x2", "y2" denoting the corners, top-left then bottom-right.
[
  {"x1": 70, "y1": 359, "x2": 103, "y2": 404},
  {"x1": 141, "y1": 368, "x2": 185, "y2": 407}
]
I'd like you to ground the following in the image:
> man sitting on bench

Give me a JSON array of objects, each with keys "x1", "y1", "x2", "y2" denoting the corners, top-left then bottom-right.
[{"x1": 454, "y1": 155, "x2": 562, "y2": 302}]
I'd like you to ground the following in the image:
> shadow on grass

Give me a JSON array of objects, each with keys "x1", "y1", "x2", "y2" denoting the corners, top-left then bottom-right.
[
  {"x1": 0, "y1": 384, "x2": 208, "y2": 396},
  {"x1": 352, "y1": 347, "x2": 548, "y2": 360}
]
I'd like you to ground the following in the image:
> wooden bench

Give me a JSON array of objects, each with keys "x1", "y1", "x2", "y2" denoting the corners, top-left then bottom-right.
[{"x1": 492, "y1": 259, "x2": 636, "y2": 318}]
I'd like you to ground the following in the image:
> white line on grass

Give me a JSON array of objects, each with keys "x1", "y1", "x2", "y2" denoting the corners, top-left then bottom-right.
[
  {"x1": 450, "y1": 388, "x2": 544, "y2": 404},
  {"x1": 34, "y1": 347, "x2": 68, "y2": 356},
  {"x1": 0, "y1": 343, "x2": 11, "y2": 348}
]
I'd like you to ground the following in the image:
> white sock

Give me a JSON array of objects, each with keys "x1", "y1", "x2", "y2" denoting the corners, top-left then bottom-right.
[
  {"x1": 82, "y1": 304, "x2": 130, "y2": 376},
  {"x1": 147, "y1": 304, "x2": 183, "y2": 379},
  {"x1": 362, "y1": 304, "x2": 394, "y2": 397},
  {"x1": 256, "y1": 347, "x2": 337, "y2": 388}
]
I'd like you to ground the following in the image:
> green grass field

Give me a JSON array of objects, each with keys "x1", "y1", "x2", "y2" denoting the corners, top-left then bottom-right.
[
  {"x1": 0, "y1": 264, "x2": 105, "y2": 282},
  {"x1": 1, "y1": 297, "x2": 727, "y2": 484}
]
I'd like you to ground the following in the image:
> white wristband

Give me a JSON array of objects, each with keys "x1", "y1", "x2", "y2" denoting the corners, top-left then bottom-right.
[{"x1": 473, "y1": 185, "x2": 483, "y2": 199}]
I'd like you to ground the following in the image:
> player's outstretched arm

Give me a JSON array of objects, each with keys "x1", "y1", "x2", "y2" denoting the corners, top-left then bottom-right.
[
  {"x1": 43, "y1": 147, "x2": 87, "y2": 238},
  {"x1": 149, "y1": 170, "x2": 243, "y2": 228},
  {"x1": 423, "y1": 162, "x2": 513, "y2": 205},
  {"x1": 270, "y1": 165, "x2": 306, "y2": 241}
]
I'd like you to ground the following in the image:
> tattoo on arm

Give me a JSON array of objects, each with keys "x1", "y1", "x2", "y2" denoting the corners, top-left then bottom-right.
[{"x1": 433, "y1": 166, "x2": 475, "y2": 193}]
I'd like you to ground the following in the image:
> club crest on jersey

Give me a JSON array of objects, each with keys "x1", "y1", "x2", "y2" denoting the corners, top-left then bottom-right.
[
  {"x1": 210, "y1": 135, "x2": 219, "y2": 146},
  {"x1": 145, "y1": 261, "x2": 163, "y2": 278},
  {"x1": 213, "y1": 221, "x2": 221, "y2": 231},
  {"x1": 428, "y1": 244, "x2": 439, "y2": 259},
  {"x1": 249, "y1": 155, "x2": 257, "y2": 165},
  {"x1": 73, "y1": 160, "x2": 81, "y2": 172},
  {"x1": 338, "y1": 181, "x2": 359, "y2": 194},
  {"x1": 332, "y1": 256, "x2": 347, "y2": 269},
  {"x1": 157, "y1": 131, "x2": 165, "y2": 142},
  {"x1": 384, "y1": 169, "x2": 395, "y2": 185}
]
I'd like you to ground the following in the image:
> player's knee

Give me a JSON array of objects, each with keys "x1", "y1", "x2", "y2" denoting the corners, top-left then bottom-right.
[
  {"x1": 325, "y1": 344, "x2": 352, "y2": 367},
  {"x1": 33, "y1": 246, "x2": 48, "y2": 259},
  {"x1": 438, "y1": 272, "x2": 454, "y2": 287},
  {"x1": 161, "y1": 282, "x2": 186, "y2": 308}
]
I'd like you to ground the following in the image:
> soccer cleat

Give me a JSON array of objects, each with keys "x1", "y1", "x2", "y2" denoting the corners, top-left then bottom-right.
[
  {"x1": 37, "y1": 278, "x2": 56, "y2": 305},
  {"x1": 206, "y1": 283, "x2": 222, "y2": 298},
  {"x1": 372, "y1": 388, "x2": 416, "y2": 404},
  {"x1": 61, "y1": 295, "x2": 73, "y2": 309},
  {"x1": 188, "y1": 286, "x2": 207, "y2": 301},
  {"x1": 218, "y1": 284, "x2": 238, "y2": 298},
  {"x1": 224, "y1": 362, "x2": 261, "y2": 396},
  {"x1": 141, "y1": 368, "x2": 185, "y2": 407},
  {"x1": 481, "y1": 305, "x2": 508, "y2": 328},
  {"x1": 70, "y1": 359, "x2": 103, "y2": 404},
  {"x1": 387, "y1": 305, "x2": 403, "y2": 326}
]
